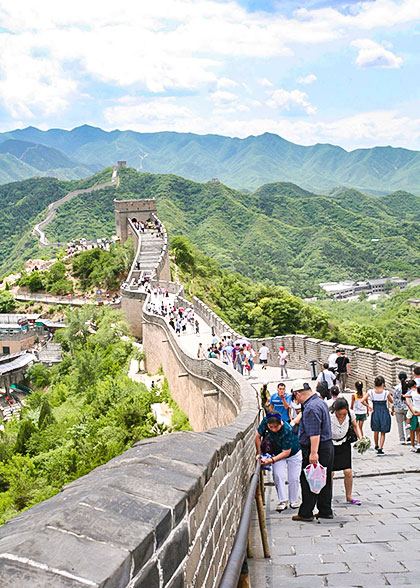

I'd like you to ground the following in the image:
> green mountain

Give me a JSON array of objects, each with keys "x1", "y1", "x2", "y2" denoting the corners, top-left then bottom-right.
[
  {"x1": 39, "y1": 167, "x2": 420, "y2": 296},
  {"x1": 0, "y1": 138, "x2": 98, "y2": 183},
  {"x1": 0, "y1": 168, "x2": 114, "y2": 276},
  {"x1": 2, "y1": 125, "x2": 420, "y2": 194}
]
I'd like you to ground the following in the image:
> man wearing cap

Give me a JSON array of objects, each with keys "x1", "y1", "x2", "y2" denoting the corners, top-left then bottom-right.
[
  {"x1": 291, "y1": 380, "x2": 334, "y2": 521},
  {"x1": 278, "y1": 346, "x2": 289, "y2": 378}
]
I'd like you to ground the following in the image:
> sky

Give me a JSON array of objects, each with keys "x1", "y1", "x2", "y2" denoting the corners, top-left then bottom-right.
[{"x1": 0, "y1": 0, "x2": 420, "y2": 150}]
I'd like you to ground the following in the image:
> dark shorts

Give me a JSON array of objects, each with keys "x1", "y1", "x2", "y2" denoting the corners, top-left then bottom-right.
[
  {"x1": 356, "y1": 414, "x2": 367, "y2": 422},
  {"x1": 260, "y1": 359, "x2": 267, "y2": 364}
]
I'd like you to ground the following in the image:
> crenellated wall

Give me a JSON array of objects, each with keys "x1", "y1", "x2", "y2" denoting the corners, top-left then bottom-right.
[{"x1": 192, "y1": 297, "x2": 420, "y2": 390}]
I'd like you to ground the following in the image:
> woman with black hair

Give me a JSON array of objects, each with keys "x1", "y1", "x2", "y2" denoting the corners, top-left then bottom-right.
[
  {"x1": 362, "y1": 376, "x2": 393, "y2": 455},
  {"x1": 255, "y1": 413, "x2": 302, "y2": 511},
  {"x1": 350, "y1": 380, "x2": 370, "y2": 435},
  {"x1": 393, "y1": 371, "x2": 409, "y2": 444},
  {"x1": 330, "y1": 397, "x2": 362, "y2": 504}
]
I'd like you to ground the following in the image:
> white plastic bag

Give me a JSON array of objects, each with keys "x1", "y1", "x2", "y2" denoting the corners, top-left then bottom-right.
[{"x1": 304, "y1": 462, "x2": 327, "y2": 494}]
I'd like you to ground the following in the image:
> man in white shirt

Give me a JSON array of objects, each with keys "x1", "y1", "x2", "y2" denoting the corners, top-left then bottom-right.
[
  {"x1": 328, "y1": 349, "x2": 339, "y2": 374},
  {"x1": 258, "y1": 343, "x2": 269, "y2": 370},
  {"x1": 316, "y1": 363, "x2": 335, "y2": 396}
]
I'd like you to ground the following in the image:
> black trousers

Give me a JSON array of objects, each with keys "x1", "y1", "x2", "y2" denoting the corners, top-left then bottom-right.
[{"x1": 298, "y1": 440, "x2": 334, "y2": 518}]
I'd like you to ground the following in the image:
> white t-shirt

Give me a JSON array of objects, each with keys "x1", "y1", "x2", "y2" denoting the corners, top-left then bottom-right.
[
  {"x1": 331, "y1": 409, "x2": 356, "y2": 445},
  {"x1": 328, "y1": 352, "x2": 338, "y2": 369},
  {"x1": 316, "y1": 369, "x2": 335, "y2": 389},
  {"x1": 406, "y1": 389, "x2": 420, "y2": 412},
  {"x1": 326, "y1": 395, "x2": 341, "y2": 408},
  {"x1": 259, "y1": 346, "x2": 269, "y2": 360},
  {"x1": 278, "y1": 350, "x2": 288, "y2": 365}
]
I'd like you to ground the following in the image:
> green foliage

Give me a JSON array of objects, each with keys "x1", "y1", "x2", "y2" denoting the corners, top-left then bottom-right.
[
  {"x1": 172, "y1": 236, "x2": 329, "y2": 339},
  {"x1": 38, "y1": 398, "x2": 55, "y2": 430},
  {"x1": 26, "y1": 364, "x2": 52, "y2": 388},
  {"x1": 0, "y1": 305, "x2": 190, "y2": 526},
  {"x1": 159, "y1": 378, "x2": 192, "y2": 432},
  {"x1": 14, "y1": 420, "x2": 37, "y2": 455},
  {"x1": 312, "y1": 285, "x2": 420, "y2": 360},
  {"x1": 0, "y1": 290, "x2": 16, "y2": 312},
  {"x1": 71, "y1": 240, "x2": 134, "y2": 290}
]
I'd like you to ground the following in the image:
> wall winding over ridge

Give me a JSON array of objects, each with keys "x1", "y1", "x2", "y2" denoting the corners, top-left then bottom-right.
[{"x1": 0, "y1": 205, "x2": 259, "y2": 587}]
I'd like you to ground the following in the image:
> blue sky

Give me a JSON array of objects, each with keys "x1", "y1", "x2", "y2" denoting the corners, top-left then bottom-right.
[{"x1": 0, "y1": 0, "x2": 419, "y2": 150}]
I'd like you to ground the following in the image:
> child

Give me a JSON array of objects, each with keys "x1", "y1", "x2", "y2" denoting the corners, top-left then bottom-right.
[
  {"x1": 351, "y1": 380, "x2": 369, "y2": 435},
  {"x1": 405, "y1": 379, "x2": 420, "y2": 452}
]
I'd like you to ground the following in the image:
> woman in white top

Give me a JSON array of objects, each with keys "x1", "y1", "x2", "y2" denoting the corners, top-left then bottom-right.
[
  {"x1": 330, "y1": 397, "x2": 362, "y2": 505},
  {"x1": 362, "y1": 376, "x2": 393, "y2": 455},
  {"x1": 350, "y1": 380, "x2": 370, "y2": 435}
]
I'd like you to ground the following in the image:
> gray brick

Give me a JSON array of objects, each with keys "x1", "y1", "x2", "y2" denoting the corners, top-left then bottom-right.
[
  {"x1": 325, "y1": 572, "x2": 387, "y2": 586},
  {"x1": 295, "y1": 562, "x2": 348, "y2": 576},
  {"x1": 0, "y1": 559, "x2": 87, "y2": 588},
  {"x1": 160, "y1": 523, "x2": 189, "y2": 585},
  {"x1": 0, "y1": 527, "x2": 130, "y2": 588},
  {"x1": 131, "y1": 560, "x2": 159, "y2": 588}
]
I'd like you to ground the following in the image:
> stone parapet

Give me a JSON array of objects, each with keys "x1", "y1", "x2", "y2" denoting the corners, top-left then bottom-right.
[{"x1": 0, "y1": 289, "x2": 258, "y2": 588}]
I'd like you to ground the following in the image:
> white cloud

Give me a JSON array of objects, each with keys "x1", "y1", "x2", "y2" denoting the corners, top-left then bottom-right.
[
  {"x1": 297, "y1": 74, "x2": 317, "y2": 85},
  {"x1": 258, "y1": 78, "x2": 273, "y2": 87},
  {"x1": 352, "y1": 38, "x2": 403, "y2": 68},
  {"x1": 210, "y1": 90, "x2": 238, "y2": 107},
  {"x1": 104, "y1": 98, "x2": 194, "y2": 128},
  {"x1": 267, "y1": 89, "x2": 317, "y2": 115},
  {"x1": 216, "y1": 77, "x2": 239, "y2": 89}
]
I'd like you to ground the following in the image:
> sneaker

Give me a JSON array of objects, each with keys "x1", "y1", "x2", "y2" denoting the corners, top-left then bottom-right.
[
  {"x1": 409, "y1": 447, "x2": 417, "y2": 452},
  {"x1": 377, "y1": 449, "x2": 384, "y2": 455},
  {"x1": 290, "y1": 502, "x2": 300, "y2": 509},
  {"x1": 276, "y1": 502, "x2": 288, "y2": 512},
  {"x1": 374, "y1": 445, "x2": 379, "y2": 451}
]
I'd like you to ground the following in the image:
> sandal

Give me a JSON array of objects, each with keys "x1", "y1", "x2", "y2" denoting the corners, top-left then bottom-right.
[{"x1": 347, "y1": 498, "x2": 361, "y2": 505}]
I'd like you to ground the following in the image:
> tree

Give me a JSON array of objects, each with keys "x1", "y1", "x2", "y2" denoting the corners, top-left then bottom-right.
[
  {"x1": 0, "y1": 291, "x2": 16, "y2": 313},
  {"x1": 26, "y1": 364, "x2": 51, "y2": 388},
  {"x1": 14, "y1": 420, "x2": 37, "y2": 455},
  {"x1": 38, "y1": 398, "x2": 55, "y2": 429}
]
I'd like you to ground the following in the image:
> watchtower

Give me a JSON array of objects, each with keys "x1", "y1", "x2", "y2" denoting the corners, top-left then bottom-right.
[{"x1": 114, "y1": 199, "x2": 158, "y2": 243}]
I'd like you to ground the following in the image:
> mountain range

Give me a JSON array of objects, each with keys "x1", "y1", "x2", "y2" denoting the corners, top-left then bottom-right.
[
  {"x1": 4, "y1": 166, "x2": 419, "y2": 297},
  {"x1": 1, "y1": 125, "x2": 420, "y2": 194}
]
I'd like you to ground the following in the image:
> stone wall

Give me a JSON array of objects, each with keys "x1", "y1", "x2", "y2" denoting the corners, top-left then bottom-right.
[
  {"x1": 0, "y1": 294, "x2": 258, "y2": 588},
  {"x1": 191, "y1": 297, "x2": 420, "y2": 390}
]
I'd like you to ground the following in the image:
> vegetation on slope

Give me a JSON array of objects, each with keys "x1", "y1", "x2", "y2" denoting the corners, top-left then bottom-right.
[
  {"x1": 0, "y1": 168, "x2": 114, "y2": 277},
  {"x1": 0, "y1": 305, "x2": 190, "y2": 525},
  {"x1": 312, "y1": 286, "x2": 420, "y2": 360}
]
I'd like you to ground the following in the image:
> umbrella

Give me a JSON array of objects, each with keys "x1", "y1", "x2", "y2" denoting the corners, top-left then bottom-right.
[
  {"x1": 234, "y1": 339, "x2": 249, "y2": 346},
  {"x1": 221, "y1": 331, "x2": 232, "y2": 338}
]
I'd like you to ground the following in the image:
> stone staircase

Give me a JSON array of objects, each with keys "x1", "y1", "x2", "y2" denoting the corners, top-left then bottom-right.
[{"x1": 138, "y1": 231, "x2": 165, "y2": 278}]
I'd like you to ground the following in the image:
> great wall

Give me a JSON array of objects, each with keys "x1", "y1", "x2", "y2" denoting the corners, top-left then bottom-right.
[{"x1": 1, "y1": 177, "x2": 419, "y2": 587}]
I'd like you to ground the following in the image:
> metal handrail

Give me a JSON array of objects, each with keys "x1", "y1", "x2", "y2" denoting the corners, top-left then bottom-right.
[{"x1": 218, "y1": 461, "x2": 262, "y2": 588}]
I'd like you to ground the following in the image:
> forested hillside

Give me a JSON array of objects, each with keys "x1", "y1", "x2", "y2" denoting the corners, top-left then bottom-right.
[
  {"x1": 0, "y1": 168, "x2": 114, "y2": 276},
  {"x1": 2, "y1": 125, "x2": 420, "y2": 193},
  {"x1": 6, "y1": 166, "x2": 420, "y2": 297}
]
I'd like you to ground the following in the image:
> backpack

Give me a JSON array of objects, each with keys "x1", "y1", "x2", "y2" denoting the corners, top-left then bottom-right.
[{"x1": 317, "y1": 371, "x2": 329, "y2": 398}]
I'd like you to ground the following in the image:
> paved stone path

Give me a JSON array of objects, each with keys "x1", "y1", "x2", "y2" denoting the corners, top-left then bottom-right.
[{"x1": 249, "y1": 399, "x2": 420, "y2": 587}]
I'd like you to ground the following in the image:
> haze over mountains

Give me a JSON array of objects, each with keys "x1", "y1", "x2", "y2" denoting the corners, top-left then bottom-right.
[{"x1": 1, "y1": 125, "x2": 420, "y2": 195}]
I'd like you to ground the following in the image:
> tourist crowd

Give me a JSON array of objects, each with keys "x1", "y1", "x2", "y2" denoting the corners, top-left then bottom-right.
[{"x1": 255, "y1": 348, "x2": 420, "y2": 520}]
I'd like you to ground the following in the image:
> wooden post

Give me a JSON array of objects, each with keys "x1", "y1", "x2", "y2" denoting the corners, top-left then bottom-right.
[
  {"x1": 247, "y1": 526, "x2": 254, "y2": 559},
  {"x1": 237, "y1": 559, "x2": 250, "y2": 588},
  {"x1": 255, "y1": 481, "x2": 270, "y2": 558},
  {"x1": 259, "y1": 467, "x2": 265, "y2": 506}
]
